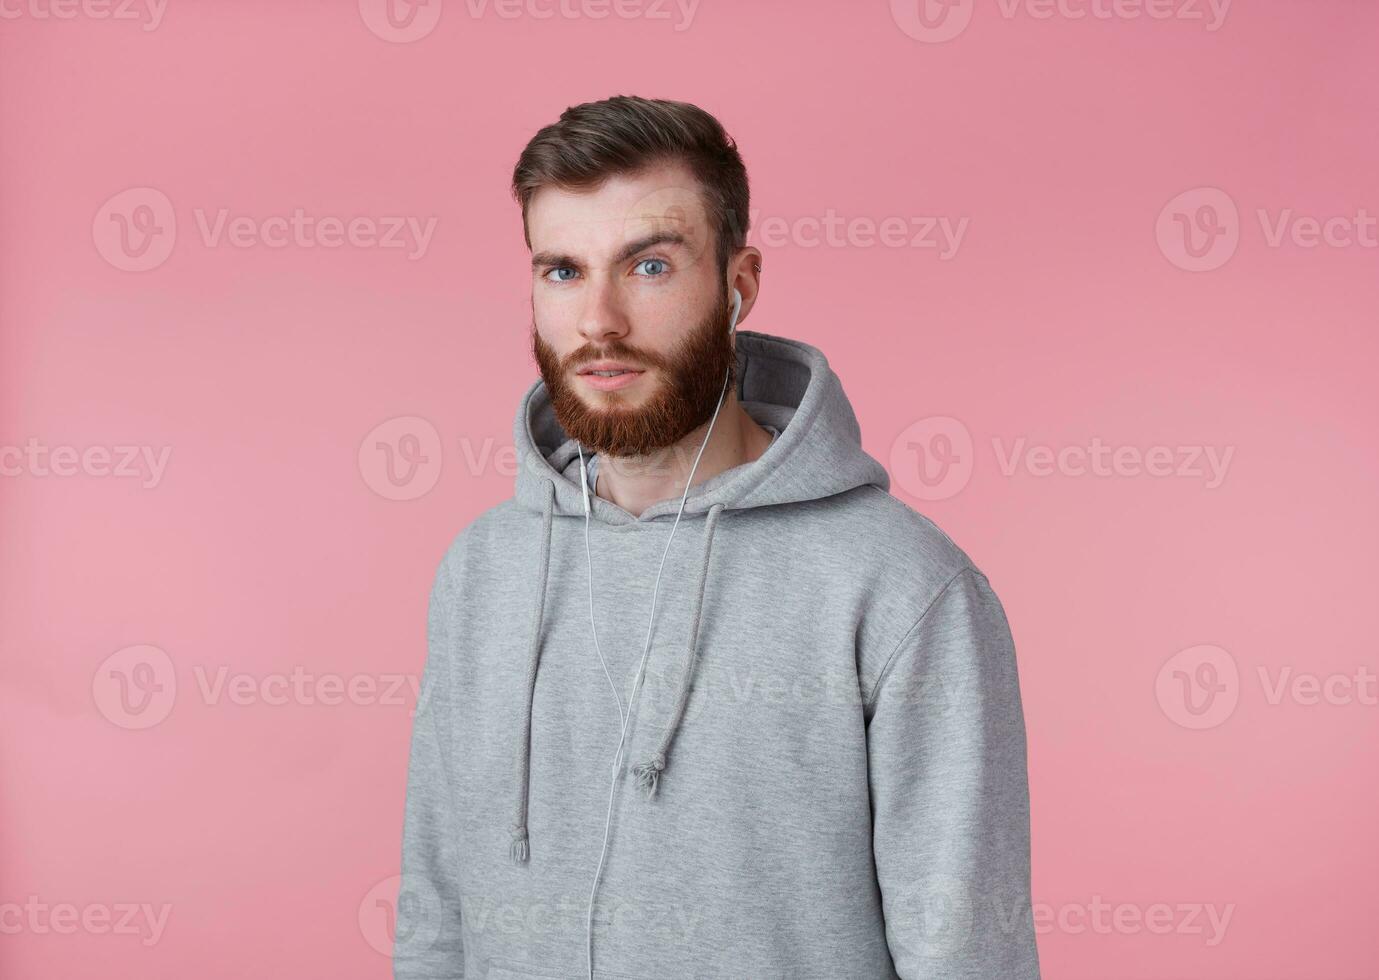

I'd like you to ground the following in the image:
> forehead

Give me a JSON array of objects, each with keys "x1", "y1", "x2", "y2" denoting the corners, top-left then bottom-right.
[{"x1": 527, "y1": 161, "x2": 711, "y2": 259}]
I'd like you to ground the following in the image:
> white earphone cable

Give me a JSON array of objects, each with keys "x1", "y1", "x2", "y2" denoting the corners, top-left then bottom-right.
[{"x1": 580, "y1": 288, "x2": 740, "y2": 979}]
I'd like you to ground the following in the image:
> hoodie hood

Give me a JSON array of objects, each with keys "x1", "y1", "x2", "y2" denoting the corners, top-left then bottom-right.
[
  {"x1": 514, "y1": 329, "x2": 890, "y2": 524},
  {"x1": 503, "y1": 328, "x2": 890, "y2": 867}
]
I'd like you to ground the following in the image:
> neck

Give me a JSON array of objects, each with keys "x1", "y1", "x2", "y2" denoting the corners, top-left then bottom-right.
[{"x1": 592, "y1": 391, "x2": 773, "y2": 518}]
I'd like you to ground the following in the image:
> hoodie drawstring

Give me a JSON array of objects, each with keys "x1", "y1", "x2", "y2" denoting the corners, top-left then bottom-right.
[
  {"x1": 508, "y1": 480, "x2": 725, "y2": 864},
  {"x1": 631, "y1": 500, "x2": 724, "y2": 798},
  {"x1": 509, "y1": 477, "x2": 554, "y2": 864}
]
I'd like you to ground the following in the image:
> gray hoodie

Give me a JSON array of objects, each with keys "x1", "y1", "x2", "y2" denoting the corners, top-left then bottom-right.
[{"x1": 395, "y1": 329, "x2": 1040, "y2": 979}]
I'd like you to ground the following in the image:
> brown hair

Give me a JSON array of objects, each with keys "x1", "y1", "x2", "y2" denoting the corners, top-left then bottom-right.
[{"x1": 511, "y1": 95, "x2": 750, "y2": 276}]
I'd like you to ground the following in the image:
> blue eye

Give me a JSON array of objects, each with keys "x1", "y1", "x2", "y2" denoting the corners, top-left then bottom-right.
[
  {"x1": 544, "y1": 267, "x2": 578, "y2": 282},
  {"x1": 635, "y1": 258, "x2": 668, "y2": 277}
]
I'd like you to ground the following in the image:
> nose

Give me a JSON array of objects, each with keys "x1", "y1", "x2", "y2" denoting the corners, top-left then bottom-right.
[{"x1": 575, "y1": 274, "x2": 629, "y2": 349}]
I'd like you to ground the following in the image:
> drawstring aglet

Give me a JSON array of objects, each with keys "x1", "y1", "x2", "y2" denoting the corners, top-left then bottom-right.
[
  {"x1": 509, "y1": 825, "x2": 529, "y2": 864},
  {"x1": 632, "y1": 753, "x2": 666, "y2": 798}
]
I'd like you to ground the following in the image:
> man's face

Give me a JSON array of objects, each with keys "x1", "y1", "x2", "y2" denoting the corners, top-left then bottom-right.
[{"x1": 528, "y1": 162, "x2": 736, "y2": 458}]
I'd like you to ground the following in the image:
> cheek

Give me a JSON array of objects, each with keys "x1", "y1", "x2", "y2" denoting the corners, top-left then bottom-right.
[
  {"x1": 532, "y1": 288, "x2": 569, "y2": 325},
  {"x1": 624, "y1": 278, "x2": 707, "y2": 335},
  {"x1": 532, "y1": 293, "x2": 580, "y2": 346}
]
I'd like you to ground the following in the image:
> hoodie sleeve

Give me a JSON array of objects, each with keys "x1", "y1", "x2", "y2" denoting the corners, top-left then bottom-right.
[
  {"x1": 864, "y1": 565, "x2": 1040, "y2": 980},
  {"x1": 394, "y1": 557, "x2": 467, "y2": 979}
]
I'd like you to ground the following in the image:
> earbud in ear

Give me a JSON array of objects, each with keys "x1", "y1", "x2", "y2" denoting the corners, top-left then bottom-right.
[{"x1": 729, "y1": 287, "x2": 743, "y2": 335}]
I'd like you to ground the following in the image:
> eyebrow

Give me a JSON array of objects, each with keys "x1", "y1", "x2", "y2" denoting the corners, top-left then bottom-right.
[{"x1": 530, "y1": 230, "x2": 688, "y2": 271}]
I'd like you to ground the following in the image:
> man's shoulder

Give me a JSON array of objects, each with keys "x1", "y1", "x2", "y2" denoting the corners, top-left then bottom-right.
[
  {"x1": 832, "y1": 487, "x2": 1012, "y2": 701},
  {"x1": 431, "y1": 498, "x2": 525, "y2": 580},
  {"x1": 830, "y1": 483, "x2": 980, "y2": 587}
]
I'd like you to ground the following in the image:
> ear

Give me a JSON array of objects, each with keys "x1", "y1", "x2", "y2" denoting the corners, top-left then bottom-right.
[{"x1": 727, "y1": 248, "x2": 763, "y2": 329}]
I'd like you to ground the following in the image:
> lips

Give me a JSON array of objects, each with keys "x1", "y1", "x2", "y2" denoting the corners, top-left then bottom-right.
[
  {"x1": 576, "y1": 360, "x2": 644, "y2": 376},
  {"x1": 576, "y1": 361, "x2": 646, "y2": 391}
]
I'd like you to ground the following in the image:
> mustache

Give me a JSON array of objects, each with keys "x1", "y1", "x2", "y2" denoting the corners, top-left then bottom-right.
[
  {"x1": 555, "y1": 294, "x2": 731, "y2": 375},
  {"x1": 563, "y1": 339, "x2": 668, "y2": 374}
]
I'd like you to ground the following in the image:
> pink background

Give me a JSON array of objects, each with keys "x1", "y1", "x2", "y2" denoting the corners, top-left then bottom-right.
[{"x1": 3, "y1": 2, "x2": 1377, "y2": 978}]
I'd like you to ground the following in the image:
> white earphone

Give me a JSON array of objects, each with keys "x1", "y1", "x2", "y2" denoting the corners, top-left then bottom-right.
[{"x1": 574, "y1": 283, "x2": 743, "y2": 978}]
